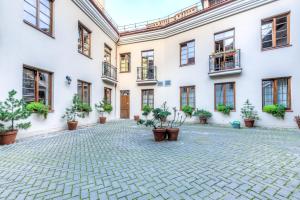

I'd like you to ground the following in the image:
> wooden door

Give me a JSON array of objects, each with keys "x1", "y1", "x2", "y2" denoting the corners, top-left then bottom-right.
[{"x1": 120, "y1": 90, "x2": 130, "y2": 119}]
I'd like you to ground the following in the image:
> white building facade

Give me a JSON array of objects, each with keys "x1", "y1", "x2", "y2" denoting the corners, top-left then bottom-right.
[{"x1": 0, "y1": 0, "x2": 299, "y2": 138}]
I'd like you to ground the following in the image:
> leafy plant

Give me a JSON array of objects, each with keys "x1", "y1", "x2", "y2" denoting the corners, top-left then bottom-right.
[
  {"x1": 168, "y1": 107, "x2": 186, "y2": 128},
  {"x1": 79, "y1": 102, "x2": 92, "y2": 113},
  {"x1": 241, "y1": 99, "x2": 259, "y2": 120},
  {"x1": 26, "y1": 102, "x2": 49, "y2": 119},
  {"x1": 217, "y1": 104, "x2": 232, "y2": 115},
  {"x1": 182, "y1": 105, "x2": 194, "y2": 117},
  {"x1": 142, "y1": 105, "x2": 152, "y2": 118},
  {"x1": 263, "y1": 104, "x2": 286, "y2": 119},
  {"x1": 95, "y1": 100, "x2": 113, "y2": 117},
  {"x1": 0, "y1": 90, "x2": 31, "y2": 133},
  {"x1": 62, "y1": 95, "x2": 87, "y2": 122},
  {"x1": 193, "y1": 109, "x2": 212, "y2": 119}
]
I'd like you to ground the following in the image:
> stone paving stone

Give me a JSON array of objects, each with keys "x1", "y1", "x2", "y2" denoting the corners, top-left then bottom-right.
[{"x1": 0, "y1": 120, "x2": 300, "y2": 200}]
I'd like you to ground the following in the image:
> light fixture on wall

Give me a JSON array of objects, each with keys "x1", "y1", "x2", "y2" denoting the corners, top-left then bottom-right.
[{"x1": 66, "y1": 76, "x2": 72, "y2": 85}]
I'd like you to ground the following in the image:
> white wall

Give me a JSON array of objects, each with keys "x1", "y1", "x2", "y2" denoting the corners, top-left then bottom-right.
[
  {"x1": 0, "y1": 0, "x2": 117, "y2": 138},
  {"x1": 117, "y1": 0, "x2": 300, "y2": 128}
]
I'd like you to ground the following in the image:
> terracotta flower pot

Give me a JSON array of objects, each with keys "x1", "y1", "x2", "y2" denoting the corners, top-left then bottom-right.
[
  {"x1": 67, "y1": 121, "x2": 78, "y2": 130},
  {"x1": 295, "y1": 118, "x2": 300, "y2": 129},
  {"x1": 99, "y1": 117, "x2": 106, "y2": 124},
  {"x1": 167, "y1": 128, "x2": 179, "y2": 141},
  {"x1": 152, "y1": 128, "x2": 166, "y2": 142},
  {"x1": 134, "y1": 115, "x2": 140, "y2": 121},
  {"x1": 0, "y1": 130, "x2": 18, "y2": 145},
  {"x1": 244, "y1": 119, "x2": 255, "y2": 128},
  {"x1": 199, "y1": 117, "x2": 207, "y2": 124}
]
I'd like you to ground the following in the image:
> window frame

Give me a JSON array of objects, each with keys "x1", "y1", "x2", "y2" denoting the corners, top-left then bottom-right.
[
  {"x1": 180, "y1": 86, "x2": 196, "y2": 110},
  {"x1": 141, "y1": 89, "x2": 154, "y2": 110},
  {"x1": 77, "y1": 80, "x2": 91, "y2": 105},
  {"x1": 214, "y1": 82, "x2": 236, "y2": 111},
  {"x1": 180, "y1": 40, "x2": 195, "y2": 67},
  {"x1": 78, "y1": 21, "x2": 92, "y2": 58},
  {"x1": 261, "y1": 12, "x2": 291, "y2": 51},
  {"x1": 262, "y1": 77, "x2": 292, "y2": 110},
  {"x1": 23, "y1": 0, "x2": 54, "y2": 37},
  {"x1": 22, "y1": 65, "x2": 53, "y2": 110},
  {"x1": 120, "y1": 53, "x2": 131, "y2": 73},
  {"x1": 104, "y1": 44, "x2": 112, "y2": 64},
  {"x1": 104, "y1": 87, "x2": 112, "y2": 104},
  {"x1": 141, "y1": 49, "x2": 154, "y2": 68}
]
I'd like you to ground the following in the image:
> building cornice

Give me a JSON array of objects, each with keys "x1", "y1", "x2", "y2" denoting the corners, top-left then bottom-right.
[
  {"x1": 118, "y1": 0, "x2": 278, "y2": 45},
  {"x1": 72, "y1": 0, "x2": 119, "y2": 42}
]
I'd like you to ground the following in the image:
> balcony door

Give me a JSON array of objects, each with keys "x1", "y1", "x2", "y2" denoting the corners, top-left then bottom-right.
[
  {"x1": 120, "y1": 90, "x2": 130, "y2": 119},
  {"x1": 141, "y1": 50, "x2": 154, "y2": 80}
]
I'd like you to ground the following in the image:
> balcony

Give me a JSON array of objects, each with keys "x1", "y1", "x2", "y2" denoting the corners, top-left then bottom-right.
[
  {"x1": 102, "y1": 62, "x2": 117, "y2": 84},
  {"x1": 136, "y1": 66, "x2": 157, "y2": 85},
  {"x1": 208, "y1": 49, "x2": 242, "y2": 77}
]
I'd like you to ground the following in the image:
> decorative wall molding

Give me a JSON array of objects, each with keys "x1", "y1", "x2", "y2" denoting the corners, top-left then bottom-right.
[{"x1": 118, "y1": 0, "x2": 278, "y2": 45}]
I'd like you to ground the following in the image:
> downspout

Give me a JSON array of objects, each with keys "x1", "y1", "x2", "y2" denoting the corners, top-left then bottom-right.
[{"x1": 114, "y1": 37, "x2": 120, "y2": 119}]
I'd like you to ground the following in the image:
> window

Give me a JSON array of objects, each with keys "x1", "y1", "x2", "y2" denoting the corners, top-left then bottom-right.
[
  {"x1": 215, "y1": 82, "x2": 235, "y2": 110},
  {"x1": 22, "y1": 66, "x2": 53, "y2": 109},
  {"x1": 104, "y1": 44, "x2": 112, "y2": 64},
  {"x1": 180, "y1": 40, "x2": 195, "y2": 66},
  {"x1": 120, "y1": 53, "x2": 131, "y2": 72},
  {"x1": 180, "y1": 86, "x2": 195, "y2": 109},
  {"x1": 261, "y1": 13, "x2": 290, "y2": 49},
  {"x1": 215, "y1": 29, "x2": 234, "y2": 53},
  {"x1": 141, "y1": 89, "x2": 154, "y2": 109},
  {"x1": 78, "y1": 22, "x2": 91, "y2": 57},
  {"x1": 77, "y1": 80, "x2": 91, "y2": 104},
  {"x1": 24, "y1": 0, "x2": 54, "y2": 35},
  {"x1": 262, "y1": 77, "x2": 291, "y2": 110},
  {"x1": 141, "y1": 50, "x2": 154, "y2": 68},
  {"x1": 104, "y1": 87, "x2": 112, "y2": 104}
]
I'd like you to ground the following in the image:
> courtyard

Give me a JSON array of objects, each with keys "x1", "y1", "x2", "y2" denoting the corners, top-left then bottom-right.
[{"x1": 0, "y1": 121, "x2": 300, "y2": 200}]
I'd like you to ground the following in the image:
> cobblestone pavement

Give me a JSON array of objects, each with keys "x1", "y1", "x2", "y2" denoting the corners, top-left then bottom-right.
[{"x1": 1, "y1": 121, "x2": 300, "y2": 200}]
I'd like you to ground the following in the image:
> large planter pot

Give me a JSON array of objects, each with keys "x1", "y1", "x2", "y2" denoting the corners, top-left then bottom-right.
[
  {"x1": 296, "y1": 117, "x2": 300, "y2": 129},
  {"x1": 244, "y1": 119, "x2": 255, "y2": 128},
  {"x1": 152, "y1": 128, "x2": 166, "y2": 142},
  {"x1": 99, "y1": 117, "x2": 106, "y2": 124},
  {"x1": 67, "y1": 121, "x2": 78, "y2": 130},
  {"x1": 167, "y1": 128, "x2": 179, "y2": 141},
  {"x1": 134, "y1": 115, "x2": 140, "y2": 121},
  {"x1": 199, "y1": 117, "x2": 207, "y2": 124},
  {"x1": 0, "y1": 130, "x2": 18, "y2": 145}
]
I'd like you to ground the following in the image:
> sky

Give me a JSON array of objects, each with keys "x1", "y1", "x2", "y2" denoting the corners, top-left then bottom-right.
[{"x1": 105, "y1": 0, "x2": 200, "y2": 26}]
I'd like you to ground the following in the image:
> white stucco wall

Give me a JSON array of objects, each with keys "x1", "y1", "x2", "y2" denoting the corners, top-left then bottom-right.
[
  {"x1": 117, "y1": 0, "x2": 300, "y2": 128},
  {"x1": 0, "y1": 0, "x2": 117, "y2": 138}
]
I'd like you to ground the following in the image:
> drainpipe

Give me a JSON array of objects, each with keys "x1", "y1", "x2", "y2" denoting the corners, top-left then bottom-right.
[{"x1": 114, "y1": 38, "x2": 119, "y2": 119}]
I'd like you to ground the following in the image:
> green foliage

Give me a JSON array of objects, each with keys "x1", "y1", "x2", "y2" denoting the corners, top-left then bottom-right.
[
  {"x1": 79, "y1": 102, "x2": 92, "y2": 113},
  {"x1": 0, "y1": 90, "x2": 31, "y2": 132},
  {"x1": 193, "y1": 109, "x2": 212, "y2": 119},
  {"x1": 241, "y1": 99, "x2": 259, "y2": 120},
  {"x1": 26, "y1": 102, "x2": 49, "y2": 119},
  {"x1": 217, "y1": 104, "x2": 232, "y2": 115},
  {"x1": 95, "y1": 100, "x2": 113, "y2": 116},
  {"x1": 168, "y1": 107, "x2": 186, "y2": 128},
  {"x1": 62, "y1": 95, "x2": 88, "y2": 122},
  {"x1": 182, "y1": 105, "x2": 194, "y2": 117},
  {"x1": 142, "y1": 105, "x2": 152, "y2": 117},
  {"x1": 263, "y1": 104, "x2": 286, "y2": 119}
]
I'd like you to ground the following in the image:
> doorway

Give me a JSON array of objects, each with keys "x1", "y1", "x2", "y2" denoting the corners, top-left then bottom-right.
[{"x1": 120, "y1": 90, "x2": 130, "y2": 119}]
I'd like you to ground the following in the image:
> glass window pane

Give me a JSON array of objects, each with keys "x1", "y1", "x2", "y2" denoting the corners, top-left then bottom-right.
[
  {"x1": 23, "y1": 68, "x2": 36, "y2": 103},
  {"x1": 262, "y1": 80, "x2": 274, "y2": 106},
  {"x1": 38, "y1": 71, "x2": 49, "y2": 105},
  {"x1": 226, "y1": 83, "x2": 234, "y2": 108},
  {"x1": 277, "y1": 79, "x2": 288, "y2": 107},
  {"x1": 215, "y1": 84, "x2": 224, "y2": 106},
  {"x1": 77, "y1": 81, "x2": 83, "y2": 101}
]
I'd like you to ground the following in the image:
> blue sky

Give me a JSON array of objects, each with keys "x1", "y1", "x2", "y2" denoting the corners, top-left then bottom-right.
[{"x1": 106, "y1": 0, "x2": 200, "y2": 26}]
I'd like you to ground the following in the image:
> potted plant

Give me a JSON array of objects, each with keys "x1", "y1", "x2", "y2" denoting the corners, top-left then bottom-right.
[
  {"x1": 142, "y1": 105, "x2": 152, "y2": 119},
  {"x1": 0, "y1": 90, "x2": 31, "y2": 145},
  {"x1": 193, "y1": 109, "x2": 212, "y2": 124},
  {"x1": 166, "y1": 107, "x2": 186, "y2": 141},
  {"x1": 241, "y1": 100, "x2": 259, "y2": 128},
  {"x1": 95, "y1": 100, "x2": 113, "y2": 124},
  {"x1": 26, "y1": 102, "x2": 49, "y2": 119},
  {"x1": 217, "y1": 104, "x2": 232, "y2": 115},
  {"x1": 62, "y1": 95, "x2": 89, "y2": 130},
  {"x1": 295, "y1": 116, "x2": 300, "y2": 129},
  {"x1": 263, "y1": 104, "x2": 286, "y2": 119},
  {"x1": 182, "y1": 105, "x2": 194, "y2": 118}
]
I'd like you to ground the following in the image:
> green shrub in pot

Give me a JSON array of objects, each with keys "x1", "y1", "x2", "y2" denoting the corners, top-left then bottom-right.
[
  {"x1": 263, "y1": 104, "x2": 286, "y2": 119},
  {"x1": 26, "y1": 102, "x2": 49, "y2": 119}
]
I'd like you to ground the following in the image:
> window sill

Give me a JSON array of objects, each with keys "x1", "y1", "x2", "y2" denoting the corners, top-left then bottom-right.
[
  {"x1": 78, "y1": 51, "x2": 93, "y2": 60},
  {"x1": 180, "y1": 63, "x2": 195, "y2": 67},
  {"x1": 23, "y1": 20, "x2": 55, "y2": 39},
  {"x1": 262, "y1": 44, "x2": 292, "y2": 52},
  {"x1": 120, "y1": 71, "x2": 131, "y2": 73}
]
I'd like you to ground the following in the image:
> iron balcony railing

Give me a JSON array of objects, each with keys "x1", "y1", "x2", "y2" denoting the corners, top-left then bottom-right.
[
  {"x1": 102, "y1": 62, "x2": 117, "y2": 82},
  {"x1": 209, "y1": 49, "x2": 241, "y2": 73},
  {"x1": 137, "y1": 66, "x2": 157, "y2": 82}
]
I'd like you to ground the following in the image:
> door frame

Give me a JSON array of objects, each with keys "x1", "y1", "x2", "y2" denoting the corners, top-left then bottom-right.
[{"x1": 120, "y1": 90, "x2": 130, "y2": 119}]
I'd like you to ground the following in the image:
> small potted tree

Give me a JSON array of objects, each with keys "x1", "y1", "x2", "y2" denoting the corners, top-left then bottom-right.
[
  {"x1": 95, "y1": 100, "x2": 113, "y2": 124},
  {"x1": 62, "y1": 95, "x2": 90, "y2": 130},
  {"x1": 295, "y1": 116, "x2": 300, "y2": 129},
  {"x1": 26, "y1": 102, "x2": 49, "y2": 119},
  {"x1": 0, "y1": 90, "x2": 31, "y2": 145},
  {"x1": 182, "y1": 105, "x2": 194, "y2": 118},
  {"x1": 241, "y1": 100, "x2": 259, "y2": 128},
  {"x1": 263, "y1": 104, "x2": 286, "y2": 119},
  {"x1": 193, "y1": 109, "x2": 212, "y2": 124},
  {"x1": 167, "y1": 107, "x2": 186, "y2": 141}
]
